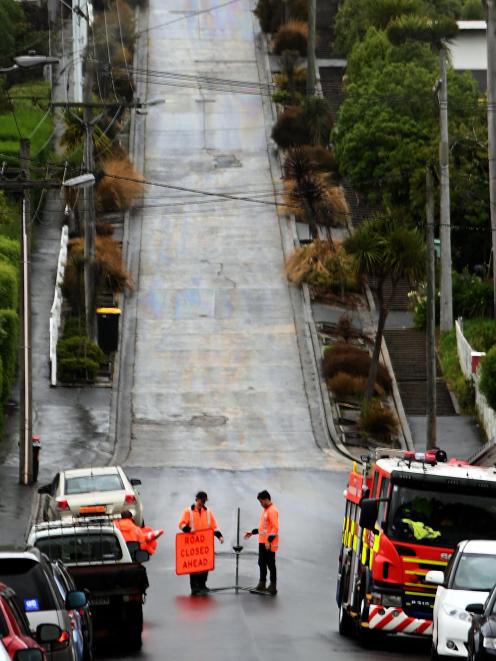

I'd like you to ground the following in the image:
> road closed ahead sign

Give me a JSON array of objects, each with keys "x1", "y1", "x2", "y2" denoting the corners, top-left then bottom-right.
[{"x1": 176, "y1": 529, "x2": 215, "y2": 575}]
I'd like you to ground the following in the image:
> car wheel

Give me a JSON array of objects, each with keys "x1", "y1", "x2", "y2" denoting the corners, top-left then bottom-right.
[
  {"x1": 338, "y1": 605, "x2": 354, "y2": 637},
  {"x1": 431, "y1": 643, "x2": 439, "y2": 661}
]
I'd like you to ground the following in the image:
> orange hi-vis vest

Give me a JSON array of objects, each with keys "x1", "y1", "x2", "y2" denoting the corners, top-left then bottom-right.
[
  {"x1": 258, "y1": 503, "x2": 279, "y2": 552},
  {"x1": 178, "y1": 505, "x2": 219, "y2": 532},
  {"x1": 115, "y1": 518, "x2": 146, "y2": 544}
]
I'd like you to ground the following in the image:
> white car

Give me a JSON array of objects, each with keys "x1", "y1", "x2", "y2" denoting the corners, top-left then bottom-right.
[
  {"x1": 427, "y1": 540, "x2": 496, "y2": 660},
  {"x1": 38, "y1": 466, "x2": 144, "y2": 525}
]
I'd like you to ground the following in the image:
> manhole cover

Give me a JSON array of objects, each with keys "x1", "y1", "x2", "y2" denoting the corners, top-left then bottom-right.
[{"x1": 214, "y1": 154, "x2": 241, "y2": 169}]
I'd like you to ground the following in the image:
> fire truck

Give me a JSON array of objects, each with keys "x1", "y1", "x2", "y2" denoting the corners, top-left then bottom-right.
[{"x1": 337, "y1": 448, "x2": 496, "y2": 640}]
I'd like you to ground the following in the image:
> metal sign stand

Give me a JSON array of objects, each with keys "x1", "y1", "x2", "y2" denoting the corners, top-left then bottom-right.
[{"x1": 209, "y1": 508, "x2": 253, "y2": 594}]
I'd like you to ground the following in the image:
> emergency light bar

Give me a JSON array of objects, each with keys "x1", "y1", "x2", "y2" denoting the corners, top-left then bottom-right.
[{"x1": 375, "y1": 448, "x2": 448, "y2": 464}]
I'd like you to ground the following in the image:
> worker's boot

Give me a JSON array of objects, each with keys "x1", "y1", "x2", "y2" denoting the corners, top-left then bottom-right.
[
  {"x1": 267, "y1": 583, "x2": 277, "y2": 595},
  {"x1": 255, "y1": 580, "x2": 266, "y2": 592}
]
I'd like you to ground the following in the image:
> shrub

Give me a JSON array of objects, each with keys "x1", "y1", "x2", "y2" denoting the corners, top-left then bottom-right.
[
  {"x1": 62, "y1": 316, "x2": 86, "y2": 339},
  {"x1": 271, "y1": 106, "x2": 312, "y2": 148},
  {"x1": 96, "y1": 222, "x2": 115, "y2": 236},
  {"x1": 464, "y1": 319, "x2": 496, "y2": 353},
  {"x1": 358, "y1": 400, "x2": 398, "y2": 438},
  {"x1": 322, "y1": 343, "x2": 391, "y2": 391},
  {"x1": 0, "y1": 191, "x2": 18, "y2": 239},
  {"x1": 301, "y1": 145, "x2": 337, "y2": 174},
  {"x1": 273, "y1": 89, "x2": 303, "y2": 106},
  {"x1": 97, "y1": 154, "x2": 144, "y2": 212},
  {"x1": 58, "y1": 356, "x2": 100, "y2": 383},
  {"x1": 284, "y1": 240, "x2": 359, "y2": 292},
  {"x1": 68, "y1": 236, "x2": 132, "y2": 293},
  {"x1": 254, "y1": 0, "x2": 307, "y2": 33},
  {"x1": 57, "y1": 335, "x2": 106, "y2": 383},
  {"x1": 453, "y1": 270, "x2": 493, "y2": 319},
  {"x1": 0, "y1": 260, "x2": 18, "y2": 309},
  {"x1": 439, "y1": 330, "x2": 475, "y2": 413},
  {"x1": 336, "y1": 313, "x2": 361, "y2": 342},
  {"x1": 480, "y1": 346, "x2": 496, "y2": 410},
  {"x1": 461, "y1": 0, "x2": 484, "y2": 20},
  {"x1": 0, "y1": 309, "x2": 18, "y2": 401},
  {"x1": 273, "y1": 21, "x2": 309, "y2": 56},
  {"x1": 274, "y1": 67, "x2": 307, "y2": 95},
  {"x1": 302, "y1": 96, "x2": 333, "y2": 146},
  {"x1": 328, "y1": 372, "x2": 366, "y2": 398},
  {"x1": 0, "y1": 236, "x2": 19, "y2": 266}
]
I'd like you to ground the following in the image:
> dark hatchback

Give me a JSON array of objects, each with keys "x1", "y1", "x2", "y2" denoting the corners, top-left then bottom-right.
[{"x1": 466, "y1": 586, "x2": 496, "y2": 661}]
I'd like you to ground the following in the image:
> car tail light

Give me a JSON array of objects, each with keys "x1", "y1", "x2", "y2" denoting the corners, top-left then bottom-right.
[
  {"x1": 124, "y1": 494, "x2": 136, "y2": 504},
  {"x1": 67, "y1": 610, "x2": 76, "y2": 630},
  {"x1": 56, "y1": 498, "x2": 69, "y2": 510},
  {"x1": 123, "y1": 593, "x2": 143, "y2": 602},
  {"x1": 49, "y1": 629, "x2": 70, "y2": 651}
]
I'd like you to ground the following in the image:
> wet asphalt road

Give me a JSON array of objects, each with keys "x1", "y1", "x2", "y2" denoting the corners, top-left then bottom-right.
[{"x1": 96, "y1": 467, "x2": 429, "y2": 661}]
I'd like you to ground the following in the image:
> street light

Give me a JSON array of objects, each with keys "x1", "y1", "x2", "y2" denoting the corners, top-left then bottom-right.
[
  {"x1": 0, "y1": 53, "x2": 59, "y2": 74},
  {"x1": 63, "y1": 173, "x2": 96, "y2": 188}
]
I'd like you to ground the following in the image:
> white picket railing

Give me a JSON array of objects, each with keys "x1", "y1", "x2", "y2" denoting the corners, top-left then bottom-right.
[
  {"x1": 455, "y1": 317, "x2": 496, "y2": 442},
  {"x1": 49, "y1": 226, "x2": 69, "y2": 386}
]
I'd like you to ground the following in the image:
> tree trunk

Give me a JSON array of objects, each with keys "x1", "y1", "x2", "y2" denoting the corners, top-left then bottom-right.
[{"x1": 365, "y1": 282, "x2": 389, "y2": 401}]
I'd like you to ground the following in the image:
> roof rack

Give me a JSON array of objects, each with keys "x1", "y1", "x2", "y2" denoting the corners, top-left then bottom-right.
[{"x1": 32, "y1": 514, "x2": 120, "y2": 532}]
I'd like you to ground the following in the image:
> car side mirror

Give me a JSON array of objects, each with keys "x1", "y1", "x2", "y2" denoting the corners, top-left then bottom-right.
[
  {"x1": 359, "y1": 499, "x2": 379, "y2": 530},
  {"x1": 36, "y1": 622, "x2": 62, "y2": 643},
  {"x1": 425, "y1": 570, "x2": 445, "y2": 586},
  {"x1": 466, "y1": 603, "x2": 485, "y2": 615},
  {"x1": 37, "y1": 484, "x2": 51, "y2": 495},
  {"x1": 134, "y1": 549, "x2": 150, "y2": 563},
  {"x1": 130, "y1": 478, "x2": 141, "y2": 486},
  {"x1": 65, "y1": 590, "x2": 87, "y2": 610},
  {"x1": 14, "y1": 650, "x2": 44, "y2": 661}
]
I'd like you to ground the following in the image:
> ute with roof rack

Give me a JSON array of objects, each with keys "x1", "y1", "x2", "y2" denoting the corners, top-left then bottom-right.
[{"x1": 27, "y1": 517, "x2": 149, "y2": 651}]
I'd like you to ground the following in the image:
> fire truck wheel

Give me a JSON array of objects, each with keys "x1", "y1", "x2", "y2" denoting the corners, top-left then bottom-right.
[
  {"x1": 338, "y1": 605, "x2": 354, "y2": 637},
  {"x1": 430, "y1": 643, "x2": 448, "y2": 661}
]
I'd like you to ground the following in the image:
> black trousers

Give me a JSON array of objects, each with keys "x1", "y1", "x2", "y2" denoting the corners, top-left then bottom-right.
[
  {"x1": 190, "y1": 571, "x2": 208, "y2": 592},
  {"x1": 258, "y1": 543, "x2": 277, "y2": 584}
]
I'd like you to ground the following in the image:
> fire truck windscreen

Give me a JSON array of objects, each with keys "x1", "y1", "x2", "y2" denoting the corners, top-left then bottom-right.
[{"x1": 387, "y1": 482, "x2": 496, "y2": 547}]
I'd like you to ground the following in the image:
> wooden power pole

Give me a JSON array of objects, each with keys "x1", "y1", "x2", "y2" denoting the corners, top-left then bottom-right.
[
  {"x1": 306, "y1": 0, "x2": 316, "y2": 96},
  {"x1": 83, "y1": 56, "x2": 97, "y2": 342},
  {"x1": 487, "y1": 0, "x2": 496, "y2": 316}
]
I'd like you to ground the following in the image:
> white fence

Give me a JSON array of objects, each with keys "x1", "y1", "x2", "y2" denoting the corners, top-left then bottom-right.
[
  {"x1": 455, "y1": 317, "x2": 496, "y2": 442},
  {"x1": 49, "y1": 226, "x2": 69, "y2": 386},
  {"x1": 455, "y1": 318, "x2": 485, "y2": 379}
]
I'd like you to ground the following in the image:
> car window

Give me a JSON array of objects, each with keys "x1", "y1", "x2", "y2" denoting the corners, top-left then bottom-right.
[
  {"x1": 0, "y1": 559, "x2": 56, "y2": 612},
  {"x1": 35, "y1": 534, "x2": 123, "y2": 563},
  {"x1": 6, "y1": 596, "x2": 32, "y2": 635},
  {"x1": 65, "y1": 474, "x2": 124, "y2": 494},
  {"x1": 452, "y1": 553, "x2": 496, "y2": 591}
]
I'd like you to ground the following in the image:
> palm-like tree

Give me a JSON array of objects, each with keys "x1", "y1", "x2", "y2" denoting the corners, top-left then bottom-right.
[{"x1": 344, "y1": 215, "x2": 425, "y2": 401}]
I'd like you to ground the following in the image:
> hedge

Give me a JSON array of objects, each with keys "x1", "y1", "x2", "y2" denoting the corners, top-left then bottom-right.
[
  {"x1": 480, "y1": 346, "x2": 496, "y2": 410},
  {"x1": 0, "y1": 236, "x2": 19, "y2": 266},
  {"x1": 57, "y1": 334, "x2": 106, "y2": 383},
  {"x1": 0, "y1": 259, "x2": 18, "y2": 310},
  {"x1": 0, "y1": 309, "x2": 18, "y2": 402}
]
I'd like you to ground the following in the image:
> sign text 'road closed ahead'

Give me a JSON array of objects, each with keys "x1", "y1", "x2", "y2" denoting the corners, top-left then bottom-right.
[{"x1": 176, "y1": 529, "x2": 215, "y2": 575}]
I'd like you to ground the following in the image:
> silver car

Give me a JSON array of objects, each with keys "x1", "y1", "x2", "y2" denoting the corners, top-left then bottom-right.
[
  {"x1": 38, "y1": 466, "x2": 143, "y2": 526},
  {"x1": 0, "y1": 549, "x2": 87, "y2": 661}
]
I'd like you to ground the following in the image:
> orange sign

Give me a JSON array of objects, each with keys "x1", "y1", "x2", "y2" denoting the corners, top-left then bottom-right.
[{"x1": 175, "y1": 529, "x2": 215, "y2": 575}]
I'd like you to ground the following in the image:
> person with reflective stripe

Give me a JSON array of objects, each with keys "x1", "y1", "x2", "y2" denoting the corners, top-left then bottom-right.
[
  {"x1": 115, "y1": 511, "x2": 164, "y2": 557},
  {"x1": 178, "y1": 491, "x2": 224, "y2": 595},
  {"x1": 244, "y1": 490, "x2": 279, "y2": 595}
]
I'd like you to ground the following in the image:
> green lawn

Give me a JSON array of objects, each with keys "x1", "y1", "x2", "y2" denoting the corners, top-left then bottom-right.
[{"x1": 0, "y1": 80, "x2": 53, "y2": 160}]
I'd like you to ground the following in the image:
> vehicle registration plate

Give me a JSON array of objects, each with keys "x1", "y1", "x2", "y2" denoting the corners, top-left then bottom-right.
[
  {"x1": 80, "y1": 505, "x2": 106, "y2": 514},
  {"x1": 90, "y1": 596, "x2": 110, "y2": 606}
]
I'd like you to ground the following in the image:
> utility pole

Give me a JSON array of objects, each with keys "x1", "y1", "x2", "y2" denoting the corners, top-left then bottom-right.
[
  {"x1": 19, "y1": 139, "x2": 32, "y2": 485},
  {"x1": 83, "y1": 56, "x2": 97, "y2": 342},
  {"x1": 426, "y1": 167, "x2": 437, "y2": 450},
  {"x1": 487, "y1": 0, "x2": 496, "y2": 317},
  {"x1": 438, "y1": 46, "x2": 453, "y2": 331},
  {"x1": 306, "y1": 0, "x2": 316, "y2": 96}
]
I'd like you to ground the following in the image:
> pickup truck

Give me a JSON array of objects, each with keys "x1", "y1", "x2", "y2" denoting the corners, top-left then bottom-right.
[{"x1": 27, "y1": 519, "x2": 149, "y2": 651}]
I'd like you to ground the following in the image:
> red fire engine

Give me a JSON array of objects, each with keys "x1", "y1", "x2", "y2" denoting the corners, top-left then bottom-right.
[{"x1": 337, "y1": 448, "x2": 496, "y2": 640}]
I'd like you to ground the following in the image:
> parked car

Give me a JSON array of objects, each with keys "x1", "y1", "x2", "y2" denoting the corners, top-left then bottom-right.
[
  {"x1": 28, "y1": 520, "x2": 149, "y2": 651},
  {"x1": 426, "y1": 540, "x2": 496, "y2": 660},
  {"x1": 465, "y1": 584, "x2": 496, "y2": 661},
  {"x1": 0, "y1": 582, "x2": 60, "y2": 660},
  {"x1": 50, "y1": 563, "x2": 92, "y2": 661},
  {"x1": 1, "y1": 641, "x2": 45, "y2": 661},
  {"x1": 0, "y1": 550, "x2": 87, "y2": 661},
  {"x1": 38, "y1": 467, "x2": 143, "y2": 525}
]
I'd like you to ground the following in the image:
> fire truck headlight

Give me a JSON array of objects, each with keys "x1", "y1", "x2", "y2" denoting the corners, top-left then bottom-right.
[
  {"x1": 442, "y1": 604, "x2": 471, "y2": 621},
  {"x1": 483, "y1": 638, "x2": 496, "y2": 650}
]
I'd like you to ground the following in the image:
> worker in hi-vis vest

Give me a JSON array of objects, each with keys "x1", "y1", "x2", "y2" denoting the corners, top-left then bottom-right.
[
  {"x1": 244, "y1": 490, "x2": 279, "y2": 595},
  {"x1": 178, "y1": 491, "x2": 224, "y2": 595}
]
